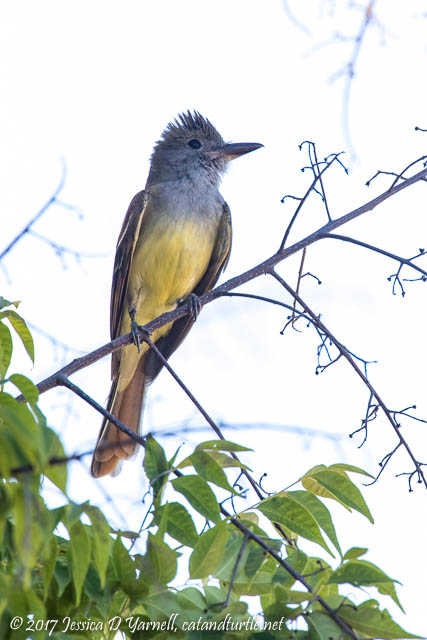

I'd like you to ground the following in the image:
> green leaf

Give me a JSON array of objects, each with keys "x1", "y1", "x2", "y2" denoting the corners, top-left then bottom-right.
[
  {"x1": 54, "y1": 555, "x2": 71, "y2": 597},
  {"x1": 113, "y1": 535, "x2": 136, "y2": 592},
  {"x1": 66, "y1": 501, "x2": 84, "y2": 527},
  {"x1": 302, "y1": 466, "x2": 374, "y2": 523},
  {"x1": 377, "y1": 581, "x2": 404, "y2": 613},
  {"x1": 189, "y1": 521, "x2": 228, "y2": 578},
  {"x1": 215, "y1": 532, "x2": 251, "y2": 582},
  {"x1": 329, "y1": 462, "x2": 374, "y2": 478},
  {"x1": 261, "y1": 594, "x2": 301, "y2": 624},
  {"x1": 7, "y1": 373, "x2": 38, "y2": 405},
  {"x1": 279, "y1": 548, "x2": 309, "y2": 588},
  {"x1": 244, "y1": 540, "x2": 267, "y2": 578},
  {"x1": 177, "y1": 587, "x2": 206, "y2": 611},
  {"x1": 188, "y1": 449, "x2": 238, "y2": 494},
  {"x1": 329, "y1": 559, "x2": 402, "y2": 610},
  {"x1": 286, "y1": 490, "x2": 341, "y2": 556},
  {"x1": 197, "y1": 439, "x2": 252, "y2": 452},
  {"x1": 42, "y1": 536, "x2": 58, "y2": 600},
  {"x1": 0, "y1": 573, "x2": 9, "y2": 619},
  {"x1": 307, "y1": 611, "x2": 342, "y2": 640},
  {"x1": 168, "y1": 445, "x2": 181, "y2": 468},
  {"x1": 0, "y1": 321, "x2": 12, "y2": 379},
  {"x1": 157, "y1": 502, "x2": 199, "y2": 547},
  {"x1": 329, "y1": 559, "x2": 398, "y2": 587},
  {"x1": 146, "y1": 533, "x2": 179, "y2": 584},
  {"x1": 83, "y1": 505, "x2": 111, "y2": 588},
  {"x1": 0, "y1": 396, "x2": 43, "y2": 473},
  {"x1": 12, "y1": 484, "x2": 52, "y2": 584},
  {"x1": 0, "y1": 297, "x2": 18, "y2": 310},
  {"x1": 276, "y1": 587, "x2": 310, "y2": 605},
  {"x1": 140, "y1": 589, "x2": 182, "y2": 624},
  {"x1": 172, "y1": 475, "x2": 220, "y2": 523},
  {"x1": 343, "y1": 546, "x2": 368, "y2": 560},
  {"x1": 25, "y1": 589, "x2": 46, "y2": 622},
  {"x1": 40, "y1": 426, "x2": 67, "y2": 492},
  {"x1": 234, "y1": 559, "x2": 278, "y2": 596},
  {"x1": 258, "y1": 493, "x2": 333, "y2": 556},
  {"x1": 67, "y1": 520, "x2": 91, "y2": 605},
  {"x1": 339, "y1": 602, "x2": 423, "y2": 639},
  {"x1": 143, "y1": 436, "x2": 169, "y2": 498},
  {"x1": 204, "y1": 584, "x2": 228, "y2": 607},
  {"x1": 0, "y1": 310, "x2": 34, "y2": 363}
]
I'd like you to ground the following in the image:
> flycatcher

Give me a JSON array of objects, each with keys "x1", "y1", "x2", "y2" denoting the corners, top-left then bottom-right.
[{"x1": 91, "y1": 111, "x2": 262, "y2": 477}]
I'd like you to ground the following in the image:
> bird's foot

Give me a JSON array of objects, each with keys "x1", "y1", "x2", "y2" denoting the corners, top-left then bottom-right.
[
  {"x1": 129, "y1": 308, "x2": 151, "y2": 353},
  {"x1": 187, "y1": 293, "x2": 202, "y2": 321},
  {"x1": 130, "y1": 318, "x2": 141, "y2": 353}
]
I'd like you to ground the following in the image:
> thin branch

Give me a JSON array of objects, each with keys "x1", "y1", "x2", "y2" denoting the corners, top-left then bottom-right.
[
  {"x1": 221, "y1": 506, "x2": 359, "y2": 639},
  {"x1": 56, "y1": 373, "x2": 147, "y2": 449},
  {"x1": 142, "y1": 336, "x2": 265, "y2": 502},
  {"x1": 282, "y1": 0, "x2": 312, "y2": 36},
  {"x1": 270, "y1": 270, "x2": 427, "y2": 490},
  {"x1": 319, "y1": 233, "x2": 427, "y2": 280},
  {"x1": 0, "y1": 159, "x2": 81, "y2": 263},
  {"x1": 366, "y1": 156, "x2": 427, "y2": 189},
  {"x1": 279, "y1": 151, "x2": 346, "y2": 250},
  {"x1": 290, "y1": 247, "x2": 307, "y2": 329},
  {"x1": 27, "y1": 229, "x2": 109, "y2": 264},
  {"x1": 300, "y1": 141, "x2": 332, "y2": 221},
  {"x1": 334, "y1": 1, "x2": 377, "y2": 159},
  {"x1": 218, "y1": 291, "x2": 303, "y2": 315},
  {"x1": 29, "y1": 163, "x2": 427, "y2": 399},
  {"x1": 206, "y1": 532, "x2": 250, "y2": 611}
]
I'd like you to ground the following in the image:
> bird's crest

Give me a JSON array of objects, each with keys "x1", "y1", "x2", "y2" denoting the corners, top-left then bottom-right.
[{"x1": 162, "y1": 110, "x2": 223, "y2": 143}]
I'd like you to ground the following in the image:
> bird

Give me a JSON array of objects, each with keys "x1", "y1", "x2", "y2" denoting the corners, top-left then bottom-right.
[{"x1": 91, "y1": 111, "x2": 262, "y2": 477}]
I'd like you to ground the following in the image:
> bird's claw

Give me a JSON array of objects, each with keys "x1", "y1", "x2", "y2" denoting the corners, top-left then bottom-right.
[
  {"x1": 129, "y1": 309, "x2": 151, "y2": 353},
  {"x1": 187, "y1": 293, "x2": 202, "y2": 321},
  {"x1": 130, "y1": 318, "x2": 141, "y2": 353}
]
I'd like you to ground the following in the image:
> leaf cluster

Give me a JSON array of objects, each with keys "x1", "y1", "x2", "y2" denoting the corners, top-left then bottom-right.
[{"x1": 0, "y1": 300, "x2": 422, "y2": 639}]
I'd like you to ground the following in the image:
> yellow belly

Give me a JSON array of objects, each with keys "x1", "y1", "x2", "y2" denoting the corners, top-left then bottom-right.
[{"x1": 117, "y1": 214, "x2": 216, "y2": 390}]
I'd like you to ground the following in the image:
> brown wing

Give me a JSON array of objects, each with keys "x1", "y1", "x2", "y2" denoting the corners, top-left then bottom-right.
[
  {"x1": 110, "y1": 190, "x2": 148, "y2": 378},
  {"x1": 144, "y1": 202, "x2": 232, "y2": 382}
]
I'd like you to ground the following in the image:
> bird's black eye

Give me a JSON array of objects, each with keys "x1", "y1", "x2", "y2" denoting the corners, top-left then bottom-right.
[{"x1": 187, "y1": 139, "x2": 202, "y2": 149}]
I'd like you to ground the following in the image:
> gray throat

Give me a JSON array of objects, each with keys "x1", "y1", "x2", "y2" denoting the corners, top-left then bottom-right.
[{"x1": 147, "y1": 175, "x2": 225, "y2": 223}]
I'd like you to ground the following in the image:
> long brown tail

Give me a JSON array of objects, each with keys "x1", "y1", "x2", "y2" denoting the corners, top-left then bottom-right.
[{"x1": 91, "y1": 357, "x2": 147, "y2": 477}]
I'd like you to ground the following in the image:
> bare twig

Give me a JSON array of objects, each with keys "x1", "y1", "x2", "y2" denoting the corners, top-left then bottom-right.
[
  {"x1": 366, "y1": 156, "x2": 427, "y2": 189},
  {"x1": 270, "y1": 270, "x2": 427, "y2": 490},
  {"x1": 279, "y1": 151, "x2": 346, "y2": 250},
  {"x1": 0, "y1": 160, "x2": 82, "y2": 263},
  {"x1": 319, "y1": 234, "x2": 427, "y2": 285},
  {"x1": 332, "y1": 1, "x2": 377, "y2": 159},
  {"x1": 300, "y1": 141, "x2": 332, "y2": 221}
]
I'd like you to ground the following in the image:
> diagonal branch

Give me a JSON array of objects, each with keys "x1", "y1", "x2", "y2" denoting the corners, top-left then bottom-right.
[
  {"x1": 222, "y1": 505, "x2": 359, "y2": 639},
  {"x1": 270, "y1": 270, "x2": 427, "y2": 490},
  {"x1": 30, "y1": 164, "x2": 427, "y2": 398}
]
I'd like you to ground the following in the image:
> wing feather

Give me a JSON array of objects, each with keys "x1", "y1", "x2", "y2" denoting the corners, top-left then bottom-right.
[{"x1": 110, "y1": 190, "x2": 148, "y2": 377}]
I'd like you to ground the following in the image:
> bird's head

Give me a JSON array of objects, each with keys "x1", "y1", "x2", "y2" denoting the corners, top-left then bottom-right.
[{"x1": 147, "y1": 111, "x2": 262, "y2": 187}]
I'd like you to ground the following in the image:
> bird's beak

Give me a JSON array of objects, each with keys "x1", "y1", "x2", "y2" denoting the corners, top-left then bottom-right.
[{"x1": 208, "y1": 142, "x2": 263, "y2": 161}]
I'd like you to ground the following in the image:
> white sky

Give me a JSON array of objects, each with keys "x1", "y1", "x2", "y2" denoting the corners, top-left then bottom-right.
[{"x1": 1, "y1": 0, "x2": 427, "y2": 633}]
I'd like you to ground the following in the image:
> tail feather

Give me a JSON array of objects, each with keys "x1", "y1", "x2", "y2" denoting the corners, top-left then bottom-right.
[{"x1": 91, "y1": 358, "x2": 147, "y2": 477}]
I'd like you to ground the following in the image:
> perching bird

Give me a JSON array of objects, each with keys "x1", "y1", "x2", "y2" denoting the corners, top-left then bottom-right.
[{"x1": 91, "y1": 111, "x2": 262, "y2": 477}]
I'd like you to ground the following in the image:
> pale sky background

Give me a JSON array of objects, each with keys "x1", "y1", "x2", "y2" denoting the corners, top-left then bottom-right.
[{"x1": 1, "y1": 0, "x2": 427, "y2": 634}]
